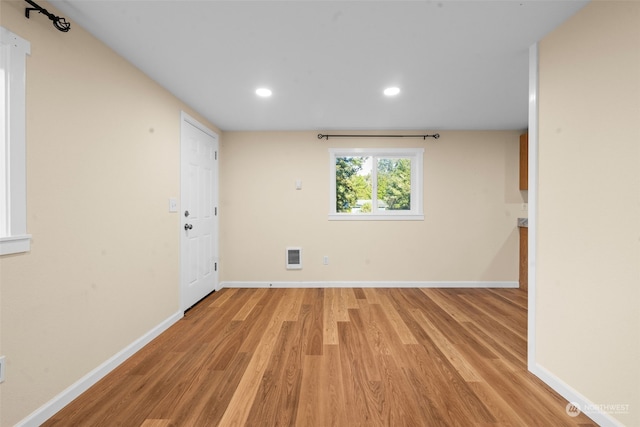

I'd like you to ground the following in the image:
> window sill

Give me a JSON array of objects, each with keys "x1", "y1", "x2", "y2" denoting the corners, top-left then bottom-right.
[
  {"x1": 329, "y1": 214, "x2": 424, "y2": 221},
  {"x1": 0, "y1": 235, "x2": 32, "y2": 255}
]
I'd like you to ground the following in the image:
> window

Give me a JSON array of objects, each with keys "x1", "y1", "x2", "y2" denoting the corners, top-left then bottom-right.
[
  {"x1": 329, "y1": 148, "x2": 424, "y2": 220},
  {"x1": 1, "y1": 27, "x2": 31, "y2": 255}
]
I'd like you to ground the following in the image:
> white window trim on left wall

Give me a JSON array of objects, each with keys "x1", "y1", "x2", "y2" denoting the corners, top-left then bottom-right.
[{"x1": 1, "y1": 27, "x2": 31, "y2": 255}]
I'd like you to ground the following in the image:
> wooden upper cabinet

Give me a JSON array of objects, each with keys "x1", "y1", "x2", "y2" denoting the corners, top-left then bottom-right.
[{"x1": 519, "y1": 132, "x2": 528, "y2": 190}]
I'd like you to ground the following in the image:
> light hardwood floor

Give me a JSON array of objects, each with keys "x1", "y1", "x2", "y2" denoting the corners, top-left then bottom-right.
[{"x1": 44, "y1": 288, "x2": 597, "y2": 426}]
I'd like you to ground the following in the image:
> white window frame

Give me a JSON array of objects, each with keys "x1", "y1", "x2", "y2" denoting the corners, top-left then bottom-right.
[
  {"x1": 1, "y1": 27, "x2": 31, "y2": 255},
  {"x1": 329, "y1": 147, "x2": 424, "y2": 221}
]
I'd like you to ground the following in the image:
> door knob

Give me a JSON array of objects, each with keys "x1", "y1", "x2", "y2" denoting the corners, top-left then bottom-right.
[{"x1": 184, "y1": 224, "x2": 193, "y2": 230}]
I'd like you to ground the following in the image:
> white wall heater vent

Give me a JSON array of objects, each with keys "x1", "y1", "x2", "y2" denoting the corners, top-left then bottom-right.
[{"x1": 286, "y1": 247, "x2": 302, "y2": 270}]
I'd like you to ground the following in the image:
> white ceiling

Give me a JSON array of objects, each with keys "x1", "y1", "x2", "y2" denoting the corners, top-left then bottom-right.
[{"x1": 51, "y1": 0, "x2": 588, "y2": 132}]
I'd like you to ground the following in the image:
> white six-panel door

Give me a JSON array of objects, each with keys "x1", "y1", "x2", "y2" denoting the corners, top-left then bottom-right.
[{"x1": 180, "y1": 113, "x2": 218, "y2": 311}]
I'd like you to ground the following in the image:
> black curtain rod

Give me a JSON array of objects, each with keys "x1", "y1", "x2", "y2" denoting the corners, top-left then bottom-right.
[
  {"x1": 24, "y1": 0, "x2": 71, "y2": 32},
  {"x1": 318, "y1": 133, "x2": 440, "y2": 140}
]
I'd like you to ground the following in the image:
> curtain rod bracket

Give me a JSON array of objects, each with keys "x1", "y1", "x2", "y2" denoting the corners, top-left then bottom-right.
[{"x1": 318, "y1": 133, "x2": 440, "y2": 141}]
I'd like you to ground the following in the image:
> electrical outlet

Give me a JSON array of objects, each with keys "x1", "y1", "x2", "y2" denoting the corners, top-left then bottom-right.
[
  {"x1": 521, "y1": 203, "x2": 528, "y2": 211},
  {"x1": 0, "y1": 355, "x2": 6, "y2": 383}
]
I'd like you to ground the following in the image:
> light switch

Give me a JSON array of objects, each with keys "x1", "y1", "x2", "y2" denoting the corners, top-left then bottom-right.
[
  {"x1": 295, "y1": 179, "x2": 302, "y2": 190},
  {"x1": 169, "y1": 198, "x2": 178, "y2": 212}
]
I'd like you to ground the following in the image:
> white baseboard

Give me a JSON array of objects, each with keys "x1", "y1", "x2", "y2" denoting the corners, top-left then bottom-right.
[
  {"x1": 530, "y1": 363, "x2": 625, "y2": 427},
  {"x1": 220, "y1": 281, "x2": 518, "y2": 289},
  {"x1": 16, "y1": 311, "x2": 184, "y2": 427}
]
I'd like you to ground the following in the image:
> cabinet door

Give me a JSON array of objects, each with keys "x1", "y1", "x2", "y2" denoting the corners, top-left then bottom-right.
[
  {"x1": 519, "y1": 227, "x2": 528, "y2": 290},
  {"x1": 519, "y1": 133, "x2": 528, "y2": 190}
]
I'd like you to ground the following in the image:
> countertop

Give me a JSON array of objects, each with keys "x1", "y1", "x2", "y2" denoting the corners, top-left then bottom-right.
[{"x1": 518, "y1": 218, "x2": 528, "y2": 228}]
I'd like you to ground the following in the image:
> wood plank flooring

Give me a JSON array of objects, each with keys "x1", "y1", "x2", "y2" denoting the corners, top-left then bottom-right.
[{"x1": 44, "y1": 288, "x2": 597, "y2": 426}]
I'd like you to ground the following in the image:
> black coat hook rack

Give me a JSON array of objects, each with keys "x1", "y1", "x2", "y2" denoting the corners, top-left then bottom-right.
[
  {"x1": 318, "y1": 133, "x2": 440, "y2": 141},
  {"x1": 24, "y1": 0, "x2": 71, "y2": 32}
]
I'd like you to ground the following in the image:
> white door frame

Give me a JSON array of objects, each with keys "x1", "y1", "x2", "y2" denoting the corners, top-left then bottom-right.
[{"x1": 179, "y1": 111, "x2": 219, "y2": 311}]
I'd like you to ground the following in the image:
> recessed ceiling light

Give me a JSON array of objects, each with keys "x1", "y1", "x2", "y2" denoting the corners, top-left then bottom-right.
[
  {"x1": 256, "y1": 88, "x2": 272, "y2": 97},
  {"x1": 384, "y1": 87, "x2": 400, "y2": 96}
]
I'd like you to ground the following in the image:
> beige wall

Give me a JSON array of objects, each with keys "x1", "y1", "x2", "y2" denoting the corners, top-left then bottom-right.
[
  {"x1": 0, "y1": 1, "x2": 218, "y2": 425},
  {"x1": 538, "y1": 1, "x2": 640, "y2": 425},
  {"x1": 220, "y1": 130, "x2": 523, "y2": 283}
]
